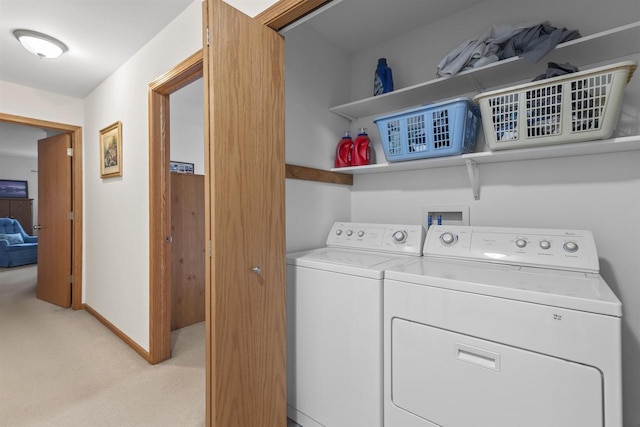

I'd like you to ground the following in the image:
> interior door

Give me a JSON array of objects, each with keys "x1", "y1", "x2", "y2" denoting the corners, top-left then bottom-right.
[
  {"x1": 36, "y1": 133, "x2": 72, "y2": 308},
  {"x1": 204, "y1": 1, "x2": 286, "y2": 426}
]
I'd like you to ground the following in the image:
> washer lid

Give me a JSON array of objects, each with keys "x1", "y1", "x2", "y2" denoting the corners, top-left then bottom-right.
[
  {"x1": 385, "y1": 258, "x2": 622, "y2": 317},
  {"x1": 287, "y1": 248, "x2": 415, "y2": 279}
]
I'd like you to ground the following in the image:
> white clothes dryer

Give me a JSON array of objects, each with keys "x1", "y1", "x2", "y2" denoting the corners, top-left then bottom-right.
[
  {"x1": 286, "y1": 222, "x2": 425, "y2": 427},
  {"x1": 384, "y1": 225, "x2": 623, "y2": 427}
]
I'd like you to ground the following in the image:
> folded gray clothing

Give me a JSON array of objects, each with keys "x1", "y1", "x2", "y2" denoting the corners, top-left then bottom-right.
[
  {"x1": 437, "y1": 21, "x2": 580, "y2": 78},
  {"x1": 500, "y1": 24, "x2": 581, "y2": 63},
  {"x1": 437, "y1": 21, "x2": 544, "y2": 77}
]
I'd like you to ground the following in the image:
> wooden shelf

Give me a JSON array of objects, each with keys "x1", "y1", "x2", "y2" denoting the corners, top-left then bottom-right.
[
  {"x1": 331, "y1": 135, "x2": 640, "y2": 199},
  {"x1": 286, "y1": 164, "x2": 353, "y2": 185},
  {"x1": 329, "y1": 22, "x2": 640, "y2": 121},
  {"x1": 331, "y1": 135, "x2": 640, "y2": 174}
]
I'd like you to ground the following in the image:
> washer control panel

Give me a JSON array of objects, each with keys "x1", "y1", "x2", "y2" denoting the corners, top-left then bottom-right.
[
  {"x1": 327, "y1": 222, "x2": 425, "y2": 256},
  {"x1": 425, "y1": 225, "x2": 599, "y2": 272}
]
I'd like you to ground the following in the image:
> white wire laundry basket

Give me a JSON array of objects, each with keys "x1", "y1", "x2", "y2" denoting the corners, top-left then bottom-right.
[{"x1": 474, "y1": 61, "x2": 637, "y2": 150}]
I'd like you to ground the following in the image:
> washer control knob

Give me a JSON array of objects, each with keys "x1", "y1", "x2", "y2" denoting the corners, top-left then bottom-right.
[
  {"x1": 346, "y1": 230, "x2": 353, "y2": 237},
  {"x1": 563, "y1": 242, "x2": 579, "y2": 253},
  {"x1": 515, "y1": 239, "x2": 527, "y2": 248},
  {"x1": 335, "y1": 229, "x2": 342, "y2": 236},
  {"x1": 440, "y1": 232, "x2": 456, "y2": 245},
  {"x1": 539, "y1": 240, "x2": 551, "y2": 250},
  {"x1": 358, "y1": 231, "x2": 365, "y2": 238},
  {"x1": 392, "y1": 230, "x2": 407, "y2": 243}
]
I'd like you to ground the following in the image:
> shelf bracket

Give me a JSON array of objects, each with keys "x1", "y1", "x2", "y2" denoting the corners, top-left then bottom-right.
[
  {"x1": 465, "y1": 159, "x2": 480, "y2": 200},
  {"x1": 467, "y1": 73, "x2": 485, "y2": 94},
  {"x1": 329, "y1": 109, "x2": 358, "y2": 122}
]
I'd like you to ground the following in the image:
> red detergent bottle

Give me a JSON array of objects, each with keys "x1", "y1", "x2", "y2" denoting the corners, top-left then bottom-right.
[
  {"x1": 334, "y1": 131, "x2": 354, "y2": 168},
  {"x1": 352, "y1": 127, "x2": 371, "y2": 166}
]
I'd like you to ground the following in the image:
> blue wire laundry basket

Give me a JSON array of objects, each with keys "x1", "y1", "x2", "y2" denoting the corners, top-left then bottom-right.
[{"x1": 374, "y1": 97, "x2": 481, "y2": 162}]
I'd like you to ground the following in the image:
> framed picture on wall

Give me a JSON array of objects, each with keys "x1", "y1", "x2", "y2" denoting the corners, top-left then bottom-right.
[
  {"x1": 0, "y1": 179, "x2": 29, "y2": 198},
  {"x1": 99, "y1": 121, "x2": 123, "y2": 178},
  {"x1": 170, "y1": 161, "x2": 194, "y2": 174}
]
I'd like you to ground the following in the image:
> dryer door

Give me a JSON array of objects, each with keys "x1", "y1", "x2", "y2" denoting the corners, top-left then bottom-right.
[{"x1": 390, "y1": 318, "x2": 603, "y2": 427}]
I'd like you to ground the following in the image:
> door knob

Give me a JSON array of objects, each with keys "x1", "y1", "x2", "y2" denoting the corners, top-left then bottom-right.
[
  {"x1": 252, "y1": 266, "x2": 262, "y2": 275},
  {"x1": 33, "y1": 225, "x2": 42, "y2": 230}
]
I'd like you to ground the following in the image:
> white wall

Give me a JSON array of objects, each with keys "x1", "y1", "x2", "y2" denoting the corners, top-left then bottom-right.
[
  {"x1": 284, "y1": 23, "x2": 353, "y2": 251},
  {"x1": 82, "y1": 0, "x2": 203, "y2": 351},
  {"x1": 0, "y1": 123, "x2": 43, "y2": 158},
  {"x1": 284, "y1": 24, "x2": 353, "y2": 170},
  {"x1": 0, "y1": 80, "x2": 83, "y2": 125},
  {"x1": 225, "y1": 0, "x2": 278, "y2": 17},
  {"x1": 286, "y1": 179, "x2": 351, "y2": 252},
  {"x1": 170, "y1": 78, "x2": 205, "y2": 175}
]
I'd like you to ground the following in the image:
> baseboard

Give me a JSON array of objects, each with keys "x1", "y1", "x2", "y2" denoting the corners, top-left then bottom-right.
[{"x1": 83, "y1": 303, "x2": 151, "y2": 363}]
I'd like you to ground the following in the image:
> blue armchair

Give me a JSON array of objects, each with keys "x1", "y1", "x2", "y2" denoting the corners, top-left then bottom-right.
[{"x1": 0, "y1": 218, "x2": 38, "y2": 268}]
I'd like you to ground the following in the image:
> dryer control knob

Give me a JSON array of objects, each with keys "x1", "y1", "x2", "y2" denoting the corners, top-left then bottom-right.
[
  {"x1": 516, "y1": 239, "x2": 527, "y2": 248},
  {"x1": 539, "y1": 240, "x2": 551, "y2": 250},
  {"x1": 346, "y1": 230, "x2": 353, "y2": 237},
  {"x1": 358, "y1": 231, "x2": 365, "y2": 238},
  {"x1": 440, "y1": 232, "x2": 456, "y2": 245},
  {"x1": 392, "y1": 230, "x2": 407, "y2": 243},
  {"x1": 335, "y1": 229, "x2": 342, "y2": 236},
  {"x1": 563, "y1": 242, "x2": 579, "y2": 253}
]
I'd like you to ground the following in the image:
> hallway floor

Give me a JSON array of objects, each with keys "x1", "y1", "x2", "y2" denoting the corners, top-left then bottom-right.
[{"x1": 0, "y1": 265, "x2": 205, "y2": 427}]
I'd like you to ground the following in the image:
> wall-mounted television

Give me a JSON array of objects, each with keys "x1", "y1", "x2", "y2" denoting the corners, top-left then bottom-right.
[{"x1": 0, "y1": 180, "x2": 29, "y2": 198}]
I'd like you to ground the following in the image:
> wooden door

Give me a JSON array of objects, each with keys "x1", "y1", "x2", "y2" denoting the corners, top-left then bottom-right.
[
  {"x1": 170, "y1": 173, "x2": 205, "y2": 330},
  {"x1": 36, "y1": 134, "x2": 72, "y2": 308},
  {"x1": 204, "y1": 1, "x2": 286, "y2": 426}
]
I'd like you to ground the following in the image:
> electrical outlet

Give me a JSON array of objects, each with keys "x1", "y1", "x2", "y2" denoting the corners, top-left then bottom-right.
[{"x1": 421, "y1": 205, "x2": 469, "y2": 229}]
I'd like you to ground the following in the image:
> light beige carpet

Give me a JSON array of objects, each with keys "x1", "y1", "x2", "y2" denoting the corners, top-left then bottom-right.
[{"x1": 0, "y1": 265, "x2": 205, "y2": 427}]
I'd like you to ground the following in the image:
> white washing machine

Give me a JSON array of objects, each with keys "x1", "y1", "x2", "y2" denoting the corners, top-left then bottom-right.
[
  {"x1": 287, "y1": 222, "x2": 425, "y2": 427},
  {"x1": 384, "y1": 225, "x2": 623, "y2": 427}
]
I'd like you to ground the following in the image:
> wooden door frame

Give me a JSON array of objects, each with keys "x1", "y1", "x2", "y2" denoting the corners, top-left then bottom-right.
[
  {"x1": 0, "y1": 113, "x2": 83, "y2": 310},
  {"x1": 148, "y1": 51, "x2": 204, "y2": 364}
]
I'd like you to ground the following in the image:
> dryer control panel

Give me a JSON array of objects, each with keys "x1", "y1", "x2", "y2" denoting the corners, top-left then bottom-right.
[
  {"x1": 425, "y1": 225, "x2": 599, "y2": 272},
  {"x1": 327, "y1": 222, "x2": 425, "y2": 256}
]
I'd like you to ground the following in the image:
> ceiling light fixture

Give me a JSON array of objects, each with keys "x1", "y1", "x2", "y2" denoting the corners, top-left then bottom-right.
[{"x1": 12, "y1": 29, "x2": 68, "y2": 59}]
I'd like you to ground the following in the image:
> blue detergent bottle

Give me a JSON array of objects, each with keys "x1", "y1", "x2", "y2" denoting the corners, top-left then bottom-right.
[{"x1": 374, "y1": 58, "x2": 394, "y2": 96}]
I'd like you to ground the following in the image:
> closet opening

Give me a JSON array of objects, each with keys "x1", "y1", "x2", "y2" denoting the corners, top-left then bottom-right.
[{"x1": 148, "y1": 50, "x2": 204, "y2": 364}]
